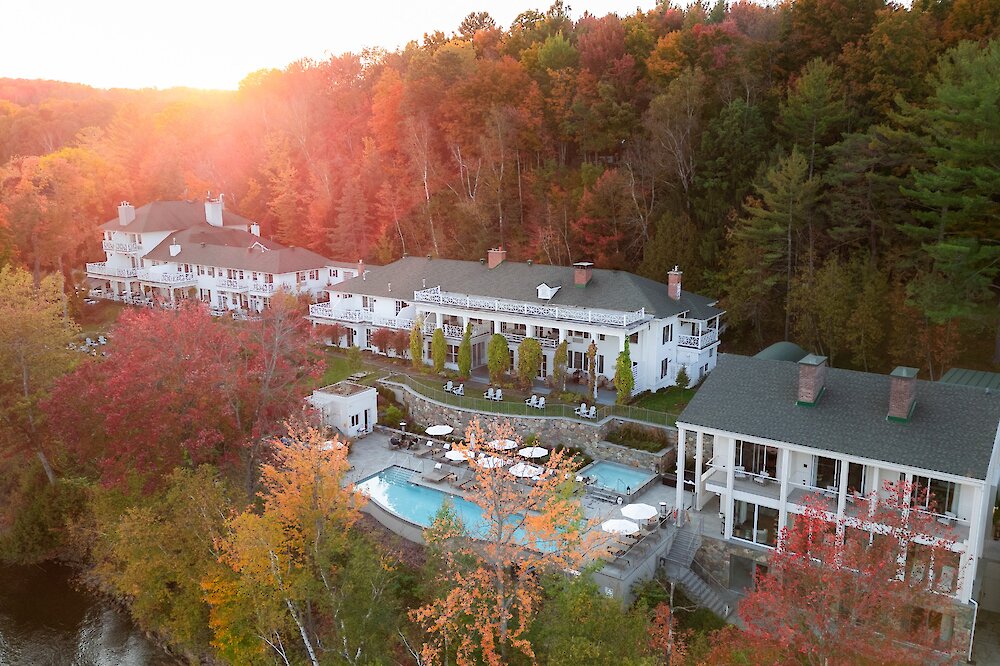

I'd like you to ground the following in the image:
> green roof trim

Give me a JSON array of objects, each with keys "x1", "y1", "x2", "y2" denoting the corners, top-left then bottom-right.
[{"x1": 940, "y1": 368, "x2": 1000, "y2": 391}]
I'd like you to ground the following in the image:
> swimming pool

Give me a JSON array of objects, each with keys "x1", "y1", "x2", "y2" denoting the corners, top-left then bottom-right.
[
  {"x1": 581, "y1": 461, "x2": 656, "y2": 494},
  {"x1": 357, "y1": 466, "x2": 531, "y2": 543}
]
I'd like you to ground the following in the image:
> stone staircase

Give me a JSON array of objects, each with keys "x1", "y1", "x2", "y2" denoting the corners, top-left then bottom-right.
[
  {"x1": 662, "y1": 528, "x2": 732, "y2": 619},
  {"x1": 587, "y1": 486, "x2": 627, "y2": 504}
]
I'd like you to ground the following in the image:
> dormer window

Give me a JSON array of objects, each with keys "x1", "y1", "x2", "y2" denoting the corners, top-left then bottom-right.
[{"x1": 536, "y1": 283, "x2": 561, "y2": 300}]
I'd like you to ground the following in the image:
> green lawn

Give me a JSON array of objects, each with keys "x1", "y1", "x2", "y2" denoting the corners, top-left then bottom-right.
[
  {"x1": 74, "y1": 300, "x2": 125, "y2": 338},
  {"x1": 633, "y1": 386, "x2": 698, "y2": 414}
]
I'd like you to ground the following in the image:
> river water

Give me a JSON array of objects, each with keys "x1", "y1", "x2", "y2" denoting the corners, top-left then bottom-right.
[{"x1": 0, "y1": 562, "x2": 174, "y2": 665}]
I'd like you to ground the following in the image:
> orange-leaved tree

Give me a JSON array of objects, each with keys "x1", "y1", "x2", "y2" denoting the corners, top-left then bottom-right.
[
  {"x1": 209, "y1": 424, "x2": 398, "y2": 666},
  {"x1": 411, "y1": 418, "x2": 595, "y2": 665},
  {"x1": 738, "y1": 479, "x2": 963, "y2": 665}
]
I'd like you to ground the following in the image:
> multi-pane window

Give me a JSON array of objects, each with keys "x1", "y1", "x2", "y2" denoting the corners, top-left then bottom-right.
[
  {"x1": 309, "y1": 270, "x2": 319, "y2": 280},
  {"x1": 208, "y1": 267, "x2": 216, "y2": 277},
  {"x1": 660, "y1": 358, "x2": 669, "y2": 379},
  {"x1": 296, "y1": 271, "x2": 306, "y2": 283},
  {"x1": 350, "y1": 414, "x2": 359, "y2": 427},
  {"x1": 629, "y1": 332, "x2": 639, "y2": 344},
  {"x1": 362, "y1": 296, "x2": 374, "y2": 312},
  {"x1": 735, "y1": 440, "x2": 778, "y2": 478},
  {"x1": 264, "y1": 273, "x2": 273, "y2": 284},
  {"x1": 331, "y1": 269, "x2": 339, "y2": 279},
  {"x1": 662, "y1": 324, "x2": 673, "y2": 344},
  {"x1": 913, "y1": 476, "x2": 957, "y2": 514},
  {"x1": 395, "y1": 300, "x2": 406, "y2": 315}
]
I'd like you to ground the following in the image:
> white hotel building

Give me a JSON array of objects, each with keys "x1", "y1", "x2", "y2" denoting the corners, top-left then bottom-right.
[
  {"x1": 308, "y1": 247, "x2": 724, "y2": 395},
  {"x1": 675, "y1": 353, "x2": 1000, "y2": 642},
  {"x1": 86, "y1": 198, "x2": 359, "y2": 313}
]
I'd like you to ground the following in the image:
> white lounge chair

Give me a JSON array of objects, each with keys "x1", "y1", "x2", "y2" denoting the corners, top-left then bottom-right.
[
  {"x1": 494, "y1": 388, "x2": 503, "y2": 401},
  {"x1": 587, "y1": 406, "x2": 596, "y2": 419},
  {"x1": 536, "y1": 396, "x2": 546, "y2": 409},
  {"x1": 98, "y1": 335, "x2": 107, "y2": 345},
  {"x1": 575, "y1": 402, "x2": 587, "y2": 416},
  {"x1": 525, "y1": 394, "x2": 538, "y2": 407},
  {"x1": 453, "y1": 384, "x2": 464, "y2": 396},
  {"x1": 444, "y1": 380, "x2": 454, "y2": 392},
  {"x1": 484, "y1": 387, "x2": 495, "y2": 400},
  {"x1": 85, "y1": 337, "x2": 94, "y2": 346},
  {"x1": 734, "y1": 465, "x2": 747, "y2": 480}
]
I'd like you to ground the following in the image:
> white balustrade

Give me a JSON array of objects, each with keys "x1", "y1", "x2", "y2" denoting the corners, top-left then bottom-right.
[
  {"x1": 137, "y1": 269, "x2": 196, "y2": 284},
  {"x1": 677, "y1": 328, "x2": 719, "y2": 349},
  {"x1": 412, "y1": 286, "x2": 647, "y2": 328},
  {"x1": 102, "y1": 240, "x2": 141, "y2": 253},
  {"x1": 86, "y1": 262, "x2": 138, "y2": 278},
  {"x1": 250, "y1": 282, "x2": 276, "y2": 294}
]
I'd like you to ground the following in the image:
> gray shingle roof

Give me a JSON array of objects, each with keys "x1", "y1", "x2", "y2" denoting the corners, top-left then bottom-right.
[
  {"x1": 678, "y1": 354, "x2": 1000, "y2": 480},
  {"x1": 143, "y1": 226, "x2": 334, "y2": 274},
  {"x1": 99, "y1": 201, "x2": 255, "y2": 233},
  {"x1": 329, "y1": 256, "x2": 723, "y2": 320}
]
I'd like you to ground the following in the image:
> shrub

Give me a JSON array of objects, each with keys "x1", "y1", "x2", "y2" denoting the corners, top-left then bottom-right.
[
  {"x1": 675, "y1": 365, "x2": 690, "y2": 389},
  {"x1": 410, "y1": 319, "x2": 423, "y2": 369},
  {"x1": 614, "y1": 339, "x2": 635, "y2": 404},
  {"x1": 431, "y1": 328, "x2": 446, "y2": 373},
  {"x1": 381, "y1": 405, "x2": 406, "y2": 427},
  {"x1": 487, "y1": 334, "x2": 510, "y2": 383},
  {"x1": 606, "y1": 423, "x2": 670, "y2": 453},
  {"x1": 457, "y1": 323, "x2": 472, "y2": 378},
  {"x1": 517, "y1": 338, "x2": 542, "y2": 389},
  {"x1": 552, "y1": 340, "x2": 568, "y2": 390}
]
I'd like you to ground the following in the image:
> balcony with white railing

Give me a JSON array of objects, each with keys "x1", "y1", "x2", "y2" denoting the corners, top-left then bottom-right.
[
  {"x1": 422, "y1": 321, "x2": 490, "y2": 339},
  {"x1": 704, "y1": 461, "x2": 781, "y2": 500},
  {"x1": 309, "y1": 303, "x2": 370, "y2": 323},
  {"x1": 250, "y1": 282, "x2": 276, "y2": 295},
  {"x1": 136, "y1": 269, "x2": 196, "y2": 285},
  {"x1": 678, "y1": 328, "x2": 719, "y2": 349},
  {"x1": 216, "y1": 278, "x2": 249, "y2": 291},
  {"x1": 102, "y1": 240, "x2": 141, "y2": 253},
  {"x1": 86, "y1": 262, "x2": 138, "y2": 278},
  {"x1": 499, "y1": 330, "x2": 559, "y2": 349},
  {"x1": 413, "y1": 285, "x2": 649, "y2": 328}
]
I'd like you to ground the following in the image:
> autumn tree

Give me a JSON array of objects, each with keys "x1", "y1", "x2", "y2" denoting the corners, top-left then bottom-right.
[
  {"x1": 487, "y1": 333, "x2": 510, "y2": 384},
  {"x1": 739, "y1": 482, "x2": 963, "y2": 664},
  {"x1": 615, "y1": 338, "x2": 635, "y2": 404},
  {"x1": 431, "y1": 327, "x2": 446, "y2": 373},
  {"x1": 0, "y1": 265, "x2": 78, "y2": 483},
  {"x1": 370, "y1": 327, "x2": 393, "y2": 354},
  {"x1": 517, "y1": 337, "x2": 543, "y2": 390},
  {"x1": 412, "y1": 419, "x2": 592, "y2": 665}
]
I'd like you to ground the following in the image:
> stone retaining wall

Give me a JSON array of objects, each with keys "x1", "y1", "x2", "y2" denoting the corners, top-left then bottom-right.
[{"x1": 393, "y1": 383, "x2": 676, "y2": 470}]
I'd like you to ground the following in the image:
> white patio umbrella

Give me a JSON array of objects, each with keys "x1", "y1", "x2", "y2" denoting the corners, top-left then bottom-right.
[
  {"x1": 426, "y1": 424, "x2": 454, "y2": 437},
  {"x1": 477, "y1": 455, "x2": 507, "y2": 469},
  {"x1": 445, "y1": 449, "x2": 470, "y2": 462},
  {"x1": 509, "y1": 462, "x2": 543, "y2": 478},
  {"x1": 489, "y1": 439, "x2": 519, "y2": 451},
  {"x1": 601, "y1": 519, "x2": 640, "y2": 535},
  {"x1": 518, "y1": 446, "x2": 548, "y2": 459},
  {"x1": 620, "y1": 503, "x2": 658, "y2": 521}
]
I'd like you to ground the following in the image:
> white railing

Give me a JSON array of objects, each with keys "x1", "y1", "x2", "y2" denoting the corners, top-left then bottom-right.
[
  {"x1": 308, "y1": 304, "x2": 371, "y2": 323},
  {"x1": 137, "y1": 269, "x2": 196, "y2": 284},
  {"x1": 86, "y1": 262, "x2": 138, "y2": 278},
  {"x1": 217, "y1": 278, "x2": 248, "y2": 290},
  {"x1": 250, "y1": 282, "x2": 276, "y2": 294},
  {"x1": 374, "y1": 314, "x2": 414, "y2": 330},
  {"x1": 102, "y1": 240, "x2": 141, "y2": 253},
  {"x1": 500, "y1": 331, "x2": 559, "y2": 349},
  {"x1": 412, "y1": 286, "x2": 648, "y2": 328},
  {"x1": 423, "y1": 321, "x2": 491, "y2": 338},
  {"x1": 678, "y1": 328, "x2": 719, "y2": 349}
]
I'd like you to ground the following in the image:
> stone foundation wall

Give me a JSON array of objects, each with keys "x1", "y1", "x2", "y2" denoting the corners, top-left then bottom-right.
[{"x1": 695, "y1": 536, "x2": 771, "y2": 589}]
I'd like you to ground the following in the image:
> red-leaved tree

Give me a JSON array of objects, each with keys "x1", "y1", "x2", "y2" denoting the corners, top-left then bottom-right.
[{"x1": 738, "y1": 480, "x2": 964, "y2": 665}]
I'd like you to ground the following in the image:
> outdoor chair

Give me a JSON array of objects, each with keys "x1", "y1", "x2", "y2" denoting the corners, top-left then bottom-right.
[
  {"x1": 587, "y1": 406, "x2": 597, "y2": 419},
  {"x1": 453, "y1": 384, "x2": 464, "y2": 396},
  {"x1": 85, "y1": 337, "x2": 94, "y2": 346},
  {"x1": 525, "y1": 394, "x2": 538, "y2": 407},
  {"x1": 734, "y1": 465, "x2": 747, "y2": 479},
  {"x1": 536, "y1": 396, "x2": 546, "y2": 409},
  {"x1": 484, "y1": 387, "x2": 495, "y2": 400},
  {"x1": 444, "y1": 380, "x2": 454, "y2": 392},
  {"x1": 494, "y1": 388, "x2": 503, "y2": 401},
  {"x1": 98, "y1": 336, "x2": 107, "y2": 345}
]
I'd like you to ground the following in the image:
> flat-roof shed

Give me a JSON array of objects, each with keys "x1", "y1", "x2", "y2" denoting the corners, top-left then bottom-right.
[{"x1": 307, "y1": 381, "x2": 377, "y2": 439}]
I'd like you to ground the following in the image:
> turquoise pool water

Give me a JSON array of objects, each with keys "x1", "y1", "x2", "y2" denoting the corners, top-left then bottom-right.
[
  {"x1": 358, "y1": 466, "x2": 536, "y2": 543},
  {"x1": 582, "y1": 461, "x2": 655, "y2": 494}
]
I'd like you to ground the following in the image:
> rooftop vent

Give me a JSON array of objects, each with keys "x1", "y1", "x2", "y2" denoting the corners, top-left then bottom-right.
[{"x1": 796, "y1": 354, "x2": 827, "y2": 407}]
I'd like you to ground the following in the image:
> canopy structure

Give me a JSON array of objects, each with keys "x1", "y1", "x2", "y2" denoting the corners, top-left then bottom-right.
[
  {"x1": 518, "y1": 446, "x2": 548, "y2": 459},
  {"x1": 601, "y1": 519, "x2": 640, "y2": 534},
  {"x1": 620, "y1": 503, "x2": 658, "y2": 521},
  {"x1": 426, "y1": 425, "x2": 454, "y2": 436},
  {"x1": 477, "y1": 455, "x2": 507, "y2": 469},
  {"x1": 445, "y1": 450, "x2": 470, "y2": 462},
  {"x1": 489, "y1": 439, "x2": 519, "y2": 451},
  {"x1": 509, "y1": 462, "x2": 543, "y2": 478}
]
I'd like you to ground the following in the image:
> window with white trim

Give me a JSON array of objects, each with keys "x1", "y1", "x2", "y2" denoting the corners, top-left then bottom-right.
[
  {"x1": 309, "y1": 270, "x2": 319, "y2": 280},
  {"x1": 660, "y1": 358, "x2": 669, "y2": 379},
  {"x1": 662, "y1": 324, "x2": 673, "y2": 344}
]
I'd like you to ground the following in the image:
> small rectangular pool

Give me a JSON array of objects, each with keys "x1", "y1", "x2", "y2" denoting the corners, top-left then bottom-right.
[{"x1": 580, "y1": 461, "x2": 656, "y2": 495}]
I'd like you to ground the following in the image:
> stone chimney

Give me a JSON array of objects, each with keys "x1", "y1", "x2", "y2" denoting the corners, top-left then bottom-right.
[
  {"x1": 250, "y1": 222, "x2": 260, "y2": 237},
  {"x1": 796, "y1": 354, "x2": 828, "y2": 407},
  {"x1": 887, "y1": 366, "x2": 918, "y2": 422},
  {"x1": 487, "y1": 247, "x2": 506, "y2": 269},
  {"x1": 668, "y1": 266, "x2": 682, "y2": 301},
  {"x1": 205, "y1": 193, "x2": 224, "y2": 227},
  {"x1": 573, "y1": 261, "x2": 594, "y2": 287},
  {"x1": 169, "y1": 238, "x2": 181, "y2": 257},
  {"x1": 118, "y1": 201, "x2": 135, "y2": 226}
]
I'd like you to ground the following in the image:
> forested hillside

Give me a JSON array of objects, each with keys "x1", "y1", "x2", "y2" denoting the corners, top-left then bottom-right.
[{"x1": 1, "y1": 0, "x2": 998, "y2": 375}]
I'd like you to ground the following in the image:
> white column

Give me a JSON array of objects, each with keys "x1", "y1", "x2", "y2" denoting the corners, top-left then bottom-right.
[
  {"x1": 558, "y1": 328, "x2": 566, "y2": 343},
  {"x1": 435, "y1": 311, "x2": 443, "y2": 328},
  {"x1": 619, "y1": 334, "x2": 626, "y2": 352},
  {"x1": 725, "y1": 439, "x2": 735, "y2": 539},
  {"x1": 778, "y1": 448, "x2": 791, "y2": 534},
  {"x1": 694, "y1": 431, "x2": 705, "y2": 510},
  {"x1": 837, "y1": 460, "x2": 849, "y2": 517},
  {"x1": 958, "y1": 485, "x2": 984, "y2": 602},
  {"x1": 526, "y1": 323, "x2": 535, "y2": 338},
  {"x1": 675, "y1": 428, "x2": 687, "y2": 520}
]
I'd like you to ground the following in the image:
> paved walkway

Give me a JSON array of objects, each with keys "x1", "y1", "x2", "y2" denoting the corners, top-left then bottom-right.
[{"x1": 974, "y1": 609, "x2": 1000, "y2": 665}]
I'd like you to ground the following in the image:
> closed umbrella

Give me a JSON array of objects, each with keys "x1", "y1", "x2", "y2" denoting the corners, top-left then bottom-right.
[
  {"x1": 509, "y1": 462, "x2": 542, "y2": 478},
  {"x1": 477, "y1": 455, "x2": 507, "y2": 469},
  {"x1": 620, "y1": 503, "x2": 658, "y2": 521},
  {"x1": 489, "y1": 439, "x2": 519, "y2": 451},
  {"x1": 426, "y1": 425, "x2": 454, "y2": 437},
  {"x1": 518, "y1": 446, "x2": 548, "y2": 459},
  {"x1": 601, "y1": 519, "x2": 640, "y2": 534},
  {"x1": 445, "y1": 449, "x2": 470, "y2": 462}
]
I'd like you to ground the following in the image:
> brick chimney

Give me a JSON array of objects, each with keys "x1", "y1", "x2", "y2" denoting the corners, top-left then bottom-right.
[
  {"x1": 487, "y1": 247, "x2": 506, "y2": 269},
  {"x1": 573, "y1": 261, "x2": 594, "y2": 287},
  {"x1": 887, "y1": 366, "x2": 918, "y2": 422},
  {"x1": 118, "y1": 201, "x2": 135, "y2": 226},
  {"x1": 668, "y1": 266, "x2": 682, "y2": 300},
  {"x1": 796, "y1": 354, "x2": 828, "y2": 406},
  {"x1": 358, "y1": 259, "x2": 365, "y2": 280}
]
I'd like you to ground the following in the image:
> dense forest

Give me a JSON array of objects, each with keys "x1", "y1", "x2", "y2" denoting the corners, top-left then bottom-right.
[{"x1": 1, "y1": 0, "x2": 998, "y2": 374}]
